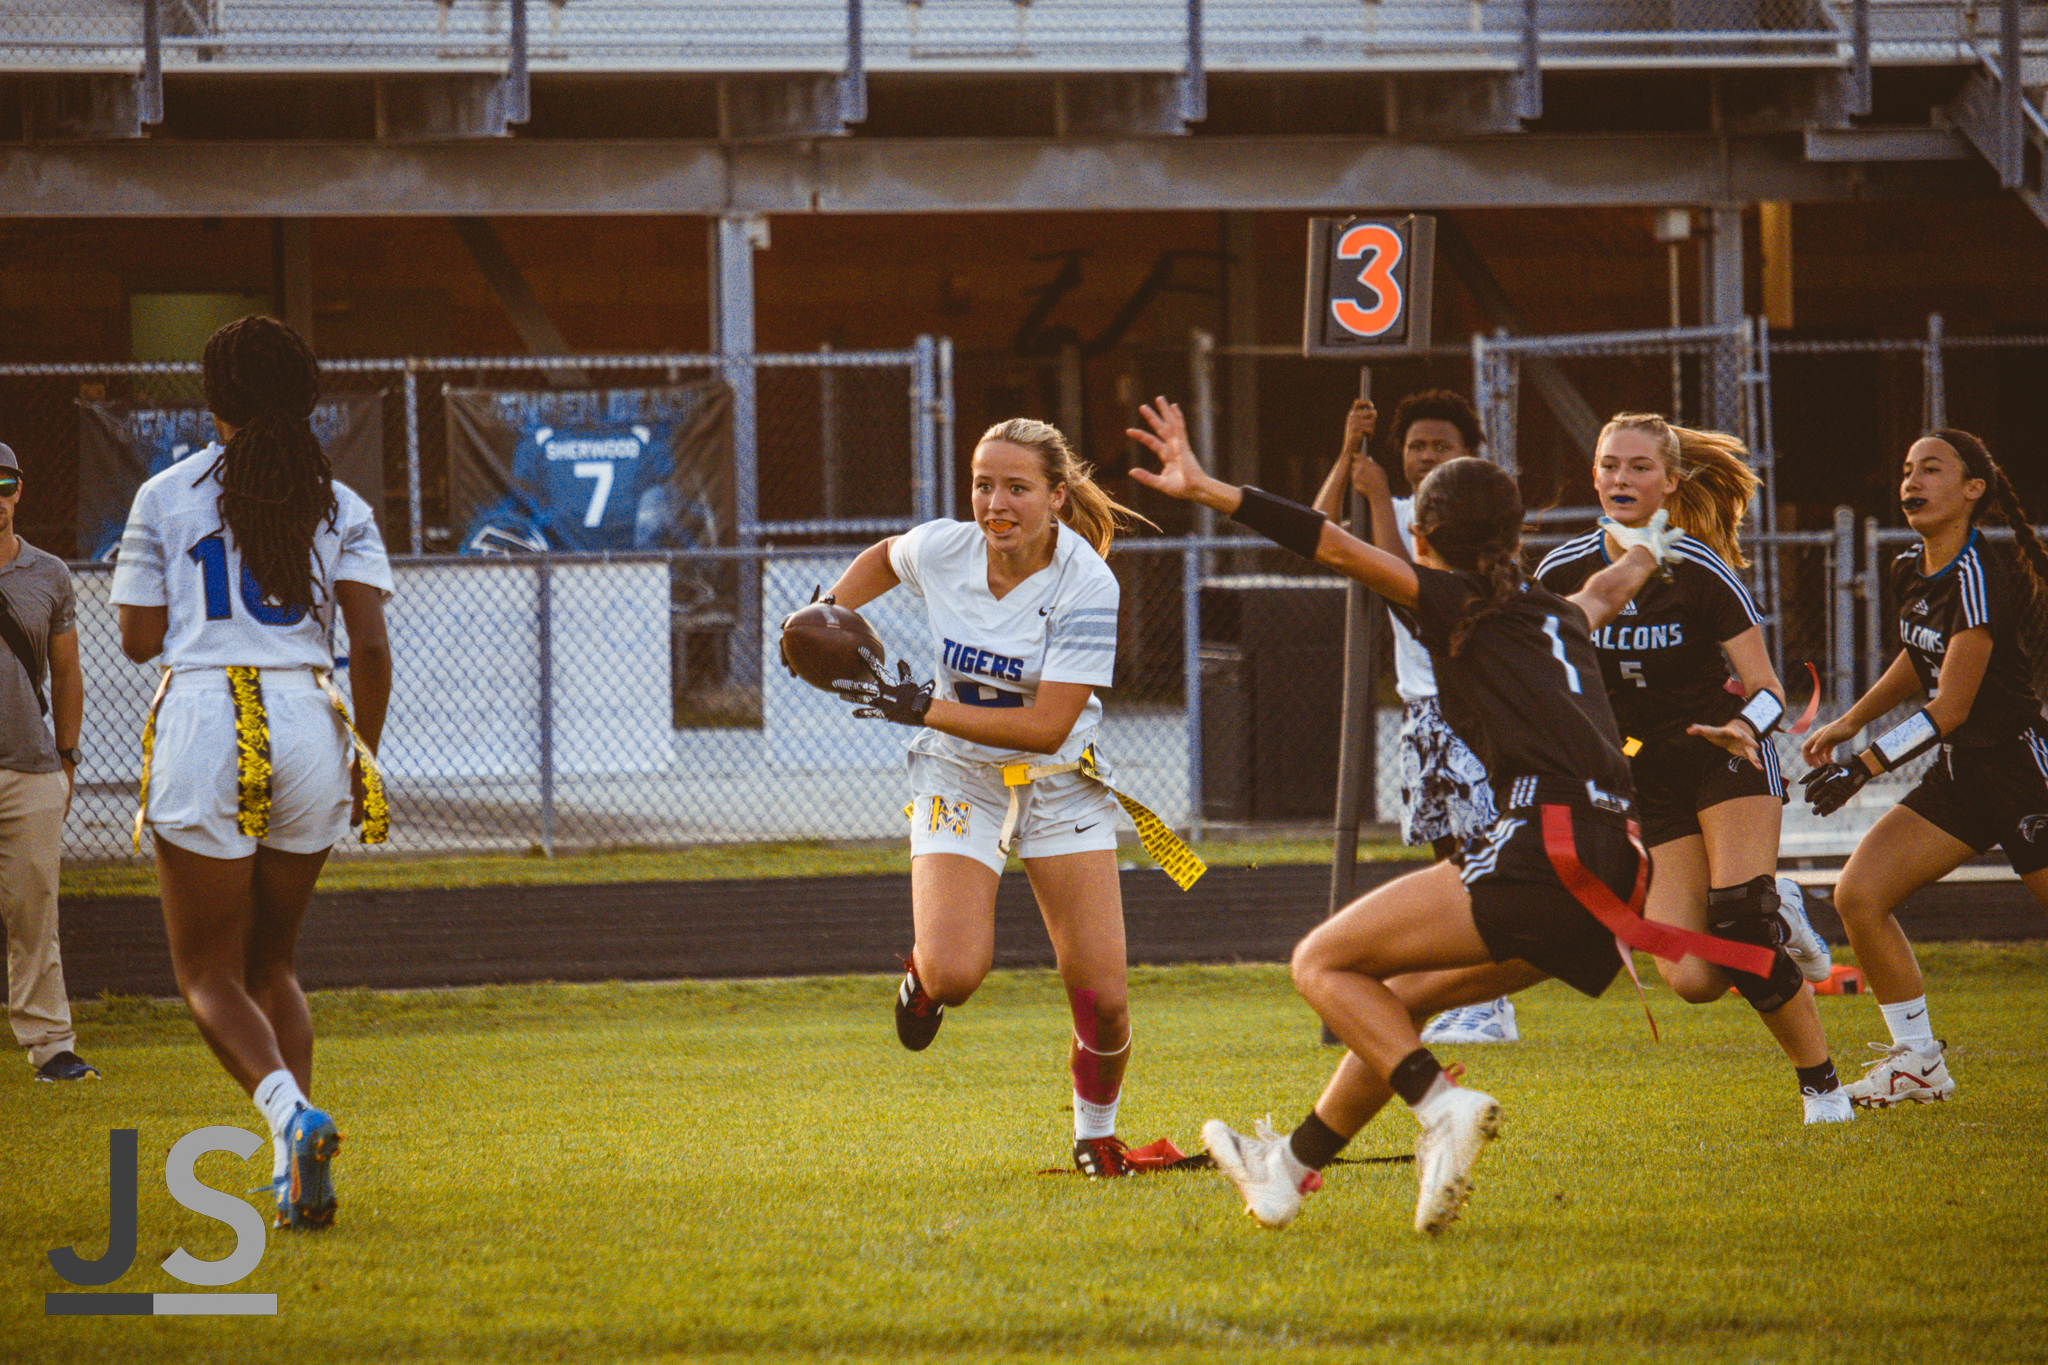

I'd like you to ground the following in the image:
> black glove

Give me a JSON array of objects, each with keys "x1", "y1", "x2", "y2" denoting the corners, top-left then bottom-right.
[
  {"x1": 839, "y1": 658, "x2": 934, "y2": 726},
  {"x1": 777, "y1": 586, "x2": 835, "y2": 678},
  {"x1": 1800, "y1": 761, "x2": 1871, "y2": 817}
]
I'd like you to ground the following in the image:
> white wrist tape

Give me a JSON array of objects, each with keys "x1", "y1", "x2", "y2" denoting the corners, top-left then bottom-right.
[
  {"x1": 1869, "y1": 708, "x2": 1941, "y2": 772},
  {"x1": 1735, "y1": 689, "x2": 1786, "y2": 739}
]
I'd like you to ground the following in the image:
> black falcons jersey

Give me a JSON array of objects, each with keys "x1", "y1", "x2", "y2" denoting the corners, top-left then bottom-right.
[
  {"x1": 1389, "y1": 566, "x2": 1634, "y2": 804},
  {"x1": 1889, "y1": 529, "x2": 2044, "y2": 748},
  {"x1": 1535, "y1": 530, "x2": 1763, "y2": 743}
]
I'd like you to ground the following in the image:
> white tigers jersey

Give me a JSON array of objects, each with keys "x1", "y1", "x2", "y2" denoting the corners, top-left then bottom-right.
[
  {"x1": 887, "y1": 517, "x2": 1119, "y2": 766},
  {"x1": 108, "y1": 445, "x2": 394, "y2": 670}
]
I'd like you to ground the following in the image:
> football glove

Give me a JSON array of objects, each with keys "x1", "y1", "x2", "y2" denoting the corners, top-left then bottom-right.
[
  {"x1": 839, "y1": 656, "x2": 934, "y2": 726},
  {"x1": 1599, "y1": 508, "x2": 1683, "y2": 567},
  {"x1": 1800, "y1": 760, "x2": 1871, "y2": 817}
]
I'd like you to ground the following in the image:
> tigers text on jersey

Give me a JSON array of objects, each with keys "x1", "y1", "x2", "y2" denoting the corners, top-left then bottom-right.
[
  {"x1": 108, "y1": 446, "x2": 394, "y2": 670},
  {"x1": 1388, "y1": 566, "x2": 1633, "y2": 804},
  {"x1": 1535, "y1": 529, "x2": 1763, "y2": 742},
  {"x1": 1889, "y1": 528, "x2": 2044, "y2": 748},
  {"x1": 888, "y1": 517, "x2": 1119, "y2": 766}
]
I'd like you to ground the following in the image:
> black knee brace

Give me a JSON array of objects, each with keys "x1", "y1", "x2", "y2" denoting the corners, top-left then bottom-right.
[{"x1": 1706, "y1": 875, "x2": 1805, "y2": 1014}]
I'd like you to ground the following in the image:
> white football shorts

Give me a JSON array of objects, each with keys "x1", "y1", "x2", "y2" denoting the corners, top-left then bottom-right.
[
  {"x1": 907, "y1": 746, "x2": 1121, "y2": 874},
  {"x1": 147, "y1": 668, "x2": 353, "y2": 860}
]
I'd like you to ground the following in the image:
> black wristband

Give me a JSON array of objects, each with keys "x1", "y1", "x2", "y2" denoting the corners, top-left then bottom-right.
[{"x1": 1231, "y1": 486, "x2": 1328, "y2": 561}]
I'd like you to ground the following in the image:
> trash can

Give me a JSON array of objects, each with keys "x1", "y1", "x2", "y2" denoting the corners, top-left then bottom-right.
[{"x1": 1198, "y1": 576, "x2": 1347, "y2": 822}]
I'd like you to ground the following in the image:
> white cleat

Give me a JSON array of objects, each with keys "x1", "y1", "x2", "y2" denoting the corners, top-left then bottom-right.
[
  {"x1": 1775, "y1": 877, "x2": 1834, "y2": 984},
  {"x1": 1419, "y1": 997, "x2": 1519, "y2": 1045},
  {"x1": 1202, "y1": 1117, "x2": 1321, "y2": 1229},
  {"x1": 1413, "y1": 1086, "x2": 1501, "y2": 1234},
  {"x1": 1842, "y1": 1040, "x2": 1956, "y2": 1107},
  {"x1": 1802, "y1": 1087, "x2": 1855, "y2": 1124}
]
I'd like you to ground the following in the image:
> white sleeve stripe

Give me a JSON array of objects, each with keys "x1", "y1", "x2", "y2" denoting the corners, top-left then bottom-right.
[
  {"x1": 1057, "y1": 608, "x2": 1119, "y2": 621},
  {"x1": 1958, "y1": 552, "x2": 1989, "y2": 627},
  {"x1": 1050, "y1": 622, "x2": 1118, "y2": 640},
  {"x1": 1672, "y1": 540, "x2": 1765, "y2": 624},
  {"x1": 1533, "y1": 531, "x2": 1605, "y2": 578}
]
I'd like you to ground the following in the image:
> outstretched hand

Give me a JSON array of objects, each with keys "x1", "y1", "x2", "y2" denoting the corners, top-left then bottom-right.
[
  {"x1": 1600, "y1": 508, "x2": 1682, "y2": 565},
  {"x1": 1686, "y1": 718, "x2": 1763, "y2": 770},
  {"x1": 1125, "y1": 398, "x2": 1214, "y2": 505}
]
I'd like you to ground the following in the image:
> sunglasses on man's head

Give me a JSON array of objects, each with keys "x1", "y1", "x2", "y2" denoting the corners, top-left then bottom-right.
[{"x1": 0, "y1": 476, "x2": 20, "y2": 497}]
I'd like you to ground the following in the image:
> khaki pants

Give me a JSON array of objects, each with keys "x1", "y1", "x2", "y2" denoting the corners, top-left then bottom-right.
[{"x1": 0, "y1": 768, "x2": 73, "y2": 1068}]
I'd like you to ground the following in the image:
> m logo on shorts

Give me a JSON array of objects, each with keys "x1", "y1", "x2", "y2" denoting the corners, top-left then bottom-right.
[{"x1": 928, "y1": 797, "x2": 971, "y2": 837}]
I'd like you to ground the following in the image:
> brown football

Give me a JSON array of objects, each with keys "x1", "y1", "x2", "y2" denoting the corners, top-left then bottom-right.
[{"x1": 779, "y1": 602, "x2": 886, "y2": 693}]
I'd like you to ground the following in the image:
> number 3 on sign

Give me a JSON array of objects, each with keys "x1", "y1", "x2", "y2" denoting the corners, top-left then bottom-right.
[{"x1": 1330, "y1": 224, "x2": 1404, "y2": 338}]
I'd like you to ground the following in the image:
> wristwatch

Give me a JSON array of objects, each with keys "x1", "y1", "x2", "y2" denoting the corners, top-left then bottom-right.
[{"x1": 57, "y1": 747, "x2": 80, "y2": 765}]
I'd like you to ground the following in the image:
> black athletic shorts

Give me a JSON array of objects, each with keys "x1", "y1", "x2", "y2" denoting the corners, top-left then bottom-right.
[
  {"x1": 1899, "y1": 724, "x2": 2048, "y2": 876},
  {"x1": 1628, "y1": 730, "x2": 1785, "y2": 848},
  {"x1": 1462, "y1": 782, "x2": 1649, "y2": 998}
]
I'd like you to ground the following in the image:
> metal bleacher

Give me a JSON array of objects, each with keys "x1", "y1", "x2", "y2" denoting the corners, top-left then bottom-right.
[{"x1": 1, "y1": 0, "x2": 1998, "y2": 76}]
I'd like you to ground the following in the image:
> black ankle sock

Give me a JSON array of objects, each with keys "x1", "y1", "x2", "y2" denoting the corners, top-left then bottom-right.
[
  {"x1": 1796, "y1": 1059, "x2": 1840, "y2": 1094},
  {"x1": 1389, "y1": 1047, "x2": 1444, "y2": 1107},
  {"x1": 1288, "y1": 1111, "x2": 1350, "y2": 1171}
]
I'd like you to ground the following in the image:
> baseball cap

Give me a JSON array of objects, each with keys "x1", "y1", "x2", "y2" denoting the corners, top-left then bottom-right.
[{"x1": 0, "y1": 443, "x2": 17, "y2": 474}]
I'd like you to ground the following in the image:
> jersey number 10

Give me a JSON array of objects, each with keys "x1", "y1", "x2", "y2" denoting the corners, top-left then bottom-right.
[{"x1": 188, "y1": 534, "x2": 308, "y2": 628}]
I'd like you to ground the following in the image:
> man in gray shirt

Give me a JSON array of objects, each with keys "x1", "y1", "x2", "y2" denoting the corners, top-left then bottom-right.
[{"x1": 0, "y1": 441, "x2": 94, "y2": 1082}]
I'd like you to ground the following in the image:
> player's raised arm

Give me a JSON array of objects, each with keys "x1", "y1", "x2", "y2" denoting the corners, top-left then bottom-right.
[{"x1": 1126, "y1": 397, "x2": 1422, "y2": 609}]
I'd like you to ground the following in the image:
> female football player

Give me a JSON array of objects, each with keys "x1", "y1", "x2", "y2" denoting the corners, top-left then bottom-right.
[
  {"x1": 1800, "y1": 429, "x2": 2048, "y2": 1106},
  {"x1": 111, "y1": 315, "x2": 393, "y2": 1230},
  {"x1": 821, "y1": 418, "x2": 1153, "y2": 1177},
  {"x1": 1312, "y1": 390, "x2": 1517, "y2": 1048},
  {"x1": 1535, "y1": 415, "x2": 1847, "y2": 1124},
  {"x1": 1127, "y1": 398, "x2": 1733, "y2": 1236}
]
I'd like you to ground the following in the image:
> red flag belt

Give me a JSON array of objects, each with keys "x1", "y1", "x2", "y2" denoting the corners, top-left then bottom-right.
[{"x1": 1538, "y1": 804, "x2": 1777, "y2": 980}]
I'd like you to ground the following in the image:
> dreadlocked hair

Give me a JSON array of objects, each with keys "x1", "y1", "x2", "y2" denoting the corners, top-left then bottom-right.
[
  {"x1": 1599, "y1": 413, "x2": 1761, "y2": 569},
  {"x1": 1936, "y1": 428, "x2": 2048, "y2": 698},
  {"x1": 1411, "y1": 457, "x2": 1524, "y2": 656},
  {"x1": 200, "y1": 315, "x2": 337, "y2": 614},
  {"x1": 979, "y1": 417, "x2": 1156, "y2": 557}
]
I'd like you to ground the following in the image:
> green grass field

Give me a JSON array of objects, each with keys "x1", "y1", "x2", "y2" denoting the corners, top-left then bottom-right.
[{"x1": 5, "y1": 945, "x2": 2045, "y2": 1364}]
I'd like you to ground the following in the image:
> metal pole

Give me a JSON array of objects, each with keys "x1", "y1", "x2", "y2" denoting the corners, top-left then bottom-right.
[
  {"x1": 1748, "y1": 316, "x2": 1780, "y2": 665},
  {"x1": 504, "y1": 0, "x2": 530, "y2": 126},
  {"x1": 1924, "y1": 311, "x2": 1946, "y2": 430},
  {"x1": 2001, "y1": 0, "x2": 2023, "y2": 187},
  {"x1": 1517, "y1": 0, "x2": 1543, "y2": 120},
  {"x1": 1862, "y1": 515, "x2": 1882, "y2": 707},
  {"x1": 937, "y1": 336, "x2": 956, "y2": 519},
  {"x1": 714, "y1": 215, "x2": 762, "y2": 693},
  {"x1": 141, "y1": 0, "x2": 164, "y2": 126},
  {"x1": 536, "y1": 556, "x2": 555, "y2": 857},
  {"x1": 1325, "y1": 367, "x2": 1377, "y2": 1043},
  {"x1": 841, "y1": 0, "x2": 868, "y2": 125},
  {"x1": 819, "y1": 342, "x2": 839, "y2": 521},
  {"x1": 912, "y1": 334, "x2": 937, "y2": 524},
  {"x1": 1190, "y1": 329, "x2": 1217, "y2": 576},
  {"x1": 1832, "y1": 505, "x2": 1857, "y2": 710},
  {"x1": 404, "y1": 365, "x2": 423, "y2": 553},
  {"x1": 1182, "y1": 539, "x2": 1204, "y2": 844},
  {"x1": 1182, "y1": 0, "x2": 1207, "y2": 124},
  {"x1": 1849, "y1": 0, "x2": 1872, "y2": 116}
]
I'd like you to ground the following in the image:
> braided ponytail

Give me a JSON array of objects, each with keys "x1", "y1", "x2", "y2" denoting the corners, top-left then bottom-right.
[
  {"x1": 1411, "y1": 457, "x2": 1525, "y2": 655},
  {"x1": 199, "y1": 316, "x2": 338, "y2": 613},
  {"x1": 1935, "y1": 429, "x2": 2048, "y2": 698},
  {"x1": 1599, "y1": 413, "x2": 1761, "y2": 568}
]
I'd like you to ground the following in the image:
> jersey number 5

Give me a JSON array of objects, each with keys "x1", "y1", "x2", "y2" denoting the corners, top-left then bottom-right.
[{"x1": 188, "y1": 534, "x2": 307, "y2": 627}]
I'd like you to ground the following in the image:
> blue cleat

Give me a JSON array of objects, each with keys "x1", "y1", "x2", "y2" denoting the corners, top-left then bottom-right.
[{"x1": 279, "y1": 1107, "x2": 341, "y2": 1230}]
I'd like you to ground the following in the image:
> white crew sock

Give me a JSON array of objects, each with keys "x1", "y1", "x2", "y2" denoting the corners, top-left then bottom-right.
[
  {"x1": 253, "y1": 1070, "x2": 309, "y2": 1183},
  {"x1": 1073, "y1": 1093, "x2": 1120, "y2": 1141},
  {"x1": 1880, "y1": 996, "x2": 1937, "y2": 1050},
  {"x1": 1408, "y1": 1072, "x2": 1459, "y2": 1126}
]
